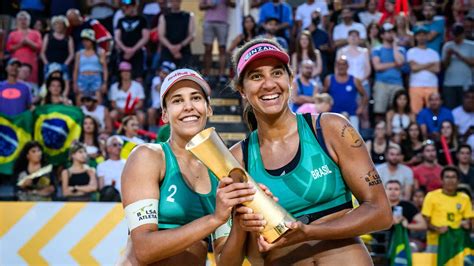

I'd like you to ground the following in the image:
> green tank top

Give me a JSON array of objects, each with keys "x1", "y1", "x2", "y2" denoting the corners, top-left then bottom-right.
[
  {"x1": 247, "y1": 114, "x2": 352, "y2": 218},
  {"x1": 158, "y1": 142, "x2": 217, "y2": 229}
]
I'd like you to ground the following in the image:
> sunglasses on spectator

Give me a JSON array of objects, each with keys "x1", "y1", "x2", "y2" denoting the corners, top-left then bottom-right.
[{"x1": 111, "y1": 143, "x2": 122, "y2": 148}]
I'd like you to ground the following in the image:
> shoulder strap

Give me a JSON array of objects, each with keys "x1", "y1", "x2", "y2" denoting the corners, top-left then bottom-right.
[
  {"x1": 315, "y1": 113, "x2": 330, "y2": 156},
  {"x1": 296, "y1": 77, "x2": 304, "y2": 95},
  {"x1": 241, "y1": 137, "x2": 250, "y2": 171}
]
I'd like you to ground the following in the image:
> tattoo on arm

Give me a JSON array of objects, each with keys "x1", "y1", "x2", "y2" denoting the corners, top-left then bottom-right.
[
  {"x1": 361, "y1": 169, "x2": 382, "y2": 187},
  {"x1": 341, "y1": 123, "x2": 363, "y2": 148}
]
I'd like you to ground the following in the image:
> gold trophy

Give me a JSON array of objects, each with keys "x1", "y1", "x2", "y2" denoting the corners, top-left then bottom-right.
[{"x1": 186, "y1": 127, "x2": 296, "y2": 243}]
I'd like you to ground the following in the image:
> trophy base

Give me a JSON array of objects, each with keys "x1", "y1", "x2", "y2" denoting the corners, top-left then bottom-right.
[{"x1": 262, "y1": 216, "x2": 296, "y2": 243}]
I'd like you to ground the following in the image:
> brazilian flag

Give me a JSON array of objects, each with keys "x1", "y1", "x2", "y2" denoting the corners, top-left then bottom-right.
[
  {"x1": 388, "y1": 224, "x2": 412, "y2": 266},
  {"x1": 438, "y1": 227, "x2": 474, "y2": 266},
  {"x1": 33, "y1": 105, "x2": 84, "y2": 166},
  {"x1": 120, "y1": 139, "x2": 138, "y2": 159},
  {"x1": 0, "y1": 111, "x2": 33, "y2": 174}
]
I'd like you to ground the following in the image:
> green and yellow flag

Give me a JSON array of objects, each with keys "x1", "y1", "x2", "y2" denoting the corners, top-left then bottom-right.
[
  {"x1": 33, "y1": 105, "x2": 84, "y2": 166},
  {"x1": 388, "y1": 224, "x2": 412, "y2": 266},
  {"x1": 438, "y1": 227, "x2": 474, "y2": 266},
  {"x1": 0, "y1": 111, "x2": 33, "y2": 174}
]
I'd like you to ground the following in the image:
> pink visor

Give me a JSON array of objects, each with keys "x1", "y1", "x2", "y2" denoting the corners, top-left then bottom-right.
[{"x1": 236, "y1": 43, "x2": 290, "y2": 77}]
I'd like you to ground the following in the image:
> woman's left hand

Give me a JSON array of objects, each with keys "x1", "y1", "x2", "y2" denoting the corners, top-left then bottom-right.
[{"x1": 256, "y1": 221, "x2": 308, "y2": 252}]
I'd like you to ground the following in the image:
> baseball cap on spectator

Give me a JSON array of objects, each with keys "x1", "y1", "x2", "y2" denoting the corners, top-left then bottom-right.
[
  {"x1": 160, "y1": 61, "x2": 177, "y2": 74},
  {"x1": 46, "y1": 63, "x2": 63, "y2": 77},
  {"x1": 413, "y1": 25, "x2": 429, "y2": 35},
  {"x1": 160, "y1": 69, "x2": 211, "y2": 108},
  {"x1": 381, "y1": 23, "x2": 395, "y2": 33},
  {"x1": 7, "y1": 58, "x2": 21, "y2": 66},
  {"x1": 452, "y1": 23, "x2": 465, "y2": 36},
  {"x1": 81, "y1": 29, "x2": 96, "y2": 42},
  {"x1": 81, "y1": 90, "x2": 98, "y2": 102},
  {"x1": 119, "y1": 61, "x2": 132, "y2": 71}
]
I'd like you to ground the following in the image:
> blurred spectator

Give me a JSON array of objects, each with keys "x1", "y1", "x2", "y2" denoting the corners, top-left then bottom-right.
[
  {"x1": 378, "y1": 145, "x2": 414, "y2": 200},
  {"x1": 0, "y1": 58, "x2": 32, "y2": 116},
  {"x1": 42, "y1": 76, "x2": 72, "y2": 105},
  {"x1": 14, "y1": 141, "x2": 55, "y2": 201},
  {"x1": 436, "y1": 120, "x2": 459, "y2": 166},
  {"x1": 366, "y1": 121, "x2": 394, "y2": 166},
  {"x1": 20, "y1": 0, "x2": 46, "y2": 27},
  {"x1": 413, "y1": 141, "x2": 442, "y2": 192},
  {"x1": 386, "y1": 90, "x2": 415, "y2": 142},
  {"x1": 358, "y1": 0, "x2": 382, "y2": 27},
  {"x1": 6, "y1": 11, "x2": 42, "y2": 85},
  {"x1": 441, "y1": 24, "x2": 474, "y2": 109},
  {"x1": 291, "y1": 60, "x2": 318, "y2": 112},
  {"x1": 40, "y1": 15, "x2": 74, "y2": 91},
  {"x1": 228, "y1": 15, "x2": 258, "y2": 54},
  {"x1": 117, "y1": 115, "x2": 145, "y2": 144},
  {"x1": 291, "y1": 30, "x2": 322, "y2": 78},
  {"x1": 332, "y1": 8, "x2": 366, "y2": 49},
  {"x1": 421, "y1": 166, "x2": 473, "y2": 253},
  {"x1": 401, "y1": 122, "x2": 425, "y2": 166},
  {"x1": 296, "y1": 92, "x2": 333, "y2": 115},
  {"x1": 87, "y1": 0, "x2": 118, "y2": 34},
  {"x1": 323, "y1": 55, "x2": 367, "y2": 131},
  {"x1": 411, "y1": 188, "x2": 426, "y2": 211},
  {"x1": 40, "y1": 63, "x2": 70, "y2": 101},
  {"x1": 258, "y1": 17, "x2": 288, "y2": 50},
  {"x1": 306, "y1": 10, "x2": 331, "y2": 77},
  {"x1": 371, "y1": 23, "x2": 405, "y2": 121},
  {"x1": 295, "y1": 0, "x2": 329, "y2": 32},
  {"x1": 33, "y1": 18, "x2": 48, "y2": 38},
  {"x1": 421, "y1": 2, "x2": 445, "y2": 55},
  {"x1": 416, "y1": 93, "x2": 454, "y2": 139},
  {"x1": 407, "y1": 26, "x2": 440, "y2": 114},
  {"x1": 115, "y1": 0, "x2": 150, "y2": 82},
  {"x1": 148, "y1": 61, "x2": 176, "y2": 133},
  {"x1": 109, "y1": 61, "x2": 145, "y2": 126},
  {"x1": 458, "y1": 145, "x2": 474, "y2": 191},
  {"x1": 158, "y1": 0, "x2": 196, "y2": 67},
  {"x1": 97, "y1": 135, "x2": 126, "y2": 195},
  {"x1": 18, "y1": 63, "x2": 40, "y2": 104},
  {"x1": 80, "y1": 92, "x2": 113, "y2": 134},
  {"x1": 199, "y1": 0, "x2": 230, "y2": 83},
  {"x1": 258, "y1": 0, "x2": 292, "y2": 41},
  {"x1": 367, "y1": 22, "x2": 382, "y2": 49},
  {"x1": 61, "y1": 142, "x2": 98, "y2": 201},
  {"x1": 378, "y1": 0, "x2": 396, "y2": 25},
  {"x1": 394, "y1": 15, "x2": 414, "y2": 49},
  {"x1": 73, "y1": 29, "x2": 108, "y2": 104},
  {"x1": 452, "y1": 89, "x2": 474, "y2": 137},
  {"x1": 79, "y1": 115, "x2": 104, "y2": 168},
  {"x1": 66, "y1": 9, "x2": 113, "y2": 54}
]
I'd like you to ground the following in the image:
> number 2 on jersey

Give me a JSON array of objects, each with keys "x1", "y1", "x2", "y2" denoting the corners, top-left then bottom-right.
[{"x1": 166, "y1": 185, "x2": 177, "y2": 202}]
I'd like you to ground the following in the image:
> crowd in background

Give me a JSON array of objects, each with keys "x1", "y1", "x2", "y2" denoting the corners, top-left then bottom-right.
[{"x1": 0, "y1": 0, "x2": 473, "y2": 256}]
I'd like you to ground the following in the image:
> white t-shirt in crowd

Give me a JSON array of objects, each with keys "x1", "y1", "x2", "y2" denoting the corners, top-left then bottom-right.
[
  {"x1": 452, "y1": 106, "x2": 474, "y2": 135},
  {"x1": 97, "y1": 159, "x2": 126, "y2": 194},
  {"x1": 358, "y1": 11, "x2": 382, "y2": 26},
  {"x1": 376, "y1": 163, "x2": 414, "y2": 190},
  {"x1": 407, "y1": 47, "x2": 440, "y2": 87},
  {"x1": 295, "y1": 1, "x2": 329, "y2": 29},
  {"x1": 109, "y1": 81, "x2": 145, "y2": 109},
  {"x1": 332, "y1": 22, "x2": 367, "y2": 41},
  {"x1": 151, "y1": 76, "x2": 162, "y2": 109},
  {"x1": 81, "y1": 105, "x2": 106, "y2": 130}
]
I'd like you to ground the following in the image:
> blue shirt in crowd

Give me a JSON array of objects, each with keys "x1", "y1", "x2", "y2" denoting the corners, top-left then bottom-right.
[
  {"x1": 259, "y1": 2, "x2": 293, "y2": 39},
  {"x1": 372, "y1": 45, "x2": 406, "y2": 86},
  {"x1": 425, "y1": 19, "x2": 445, "y2": 55},
  {"x1": 416, "y1": 107, "x2": 454, "y2": 134},
  {"x1": 0, "y1": 81, "x2": 32, "y2": 116}
]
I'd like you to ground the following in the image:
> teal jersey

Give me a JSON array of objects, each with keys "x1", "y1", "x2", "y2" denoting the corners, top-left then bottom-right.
[
  {"x1": 158, "y1": 142, "x2": 217, "y2": 229},
  {"x1": 247, "y1": 114, "x2": 352, "y2": 218}
]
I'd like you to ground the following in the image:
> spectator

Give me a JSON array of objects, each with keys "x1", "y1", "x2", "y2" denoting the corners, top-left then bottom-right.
[
  {"x1": 17, "y1": 63, "x2": 40, "y2": 104},
  {"x1": 386, "y1": 90, "x2": 416, "y2": 142},
  {"x1": 0, "y1": 58, "x2": 32, "y2": 116},
  {"x1": 366, "y1": 121, "x2": 394, "y2": 166},
  {"x1": 81, "y1": 93, "x2": 112, "y2": 135},
  {"x1": 258, "y1": 17, "x2": 288, "y2": 50},
  {"x1": 421, "y1": 166, "x2": 473, "y2": 253},
  {"x1": 458, "y1": 145, "x2": 474, "y2": 191},
  {"x1": 435, "y1": 120, "x2": 459, "y2": 166},
  {"x1": 332, "y1": 8, "x2": 367, "y2": 49},
  {"x1": 416, "y1": 93, "x2": 454, "y2": 139},
  {"x1": 371, "y1": 23, "x2": 405, "y2": 121},
  {"x1": 41, "y1": 76, "x2": 72, "y2": 105},
  {"x1": 148, "y1": 61, "x2": 176, "y2": 133},
  {"x1": 421, "y1": 2, "x2": 445, "y2": 55},
  {"x1": 377, "y1": 145, "x2": 414, "y2": 200},
  {"x1": 291, "y1": 30, "x2": 322, "y2": 78},
  {"x1": 442, "y1": 24, "x2": 474, "y2": 109},
  {"x1": 296, "y1": 92, "x2": 333, "y2": 115},
  {"x1": 79, "y1": 115, "x2": 104, "y2": 168},
  {"x1": 323, "y1": 55, "x2": 367, "y2": 130},
  {"x1": 411, "y1": 188, "x2": 426, "y2": 211},
  {"x1": 40, "y1": 63, "x2": 70, "y2": 101},
  {"x1": 358, "y1": 0, "x2": 382, "y2": 27},
  {"x1": 6, "y1": 11, "x2": 42, "y2": 85},
  {"x1": 158, "y1": 0, "x2": 195, "y2": 68},
  {"x1": 117, "y1": 115, "x2": 145, "y2": 144},
  {"x1": 291, "y1": 60, "x2": 318, "y2": 112},
  {"x1": 258, "y1": 0, "x2": 292, "y2": 41},
  {"x1": 14, "y1": 141, "x2": 55, "y2": 201},
  {"x1": 40, "y1": 15, "x2": 74, "y2": 92},
  {"x1": 394, "y1": 15, "x2": 414, "y2": 49},
  {"x1": 73, "y1": 29, "x2": 108, "y2": 105},
  {"x1": 109, "y1": 61, "x2": 145, "y2": 127},
  {"x1": 97, "y1": 135, "x2": 126, "y2": 195},
  {"x1": 61, "y1": 142, "x2": 98, "y2": 201},
  {"x1": 295, "y1": 0, "x2": 329, "y2": 32},
  {"x1": 199, "y1": 0, "x2": 230, "y2": 83},
  {"x1": 401, "y1": 122, "x2": 425, "y2": 166},
  {"x1": 228, "y1": 15, "x2": 258, "y2": 54},
  {"x1": 378, "y1": 0, "x2": 396, "y2": 25},
  {"x1": 115, "y1": 0, "x2": 150, "y2": 82},
  {"x1": 407, "y1": 26, "x2": 441, "y2": 114},
  {"x1": 367, "y1": 22, "x2": 382, "y2": 49},
  {"x1": 452, "y1": 89, "x2": 474, "y2": 138},
  {"x1": 87, "y1": 0, "x2": 117, "y2": 34},
  {"x1": 413, "y1": 141, "x2": 443, "y2": 192},
  {"x1": 306, "y1": 10, "x2": 331, "y2": 77}
]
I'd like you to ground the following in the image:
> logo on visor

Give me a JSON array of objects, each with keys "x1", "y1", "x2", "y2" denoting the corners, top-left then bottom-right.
[{"x1": 244, "y1": 45, "x2": 278, "y2": 61}]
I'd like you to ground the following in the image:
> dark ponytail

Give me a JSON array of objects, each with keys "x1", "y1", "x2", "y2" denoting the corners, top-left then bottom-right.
[{"x1": 243, "y1": 102, "x2": 258, "y2": 131}]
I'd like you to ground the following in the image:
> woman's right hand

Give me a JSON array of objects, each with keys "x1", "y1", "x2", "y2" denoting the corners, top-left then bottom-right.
[{"x1": 213, "y1": 177, "x2": 256, "y2": 224}]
